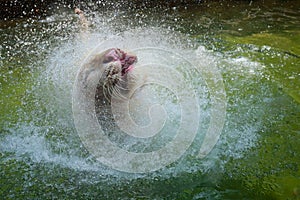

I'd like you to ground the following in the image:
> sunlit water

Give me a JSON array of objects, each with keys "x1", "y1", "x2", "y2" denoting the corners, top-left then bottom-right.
[{"x1": 1, "y1": 1, "x2": 299, "y2": 199}]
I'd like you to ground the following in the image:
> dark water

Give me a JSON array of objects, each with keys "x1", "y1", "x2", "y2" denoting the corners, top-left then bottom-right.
[{"x1": 1, "y1": 0, "x2": 299, "y2": 199}]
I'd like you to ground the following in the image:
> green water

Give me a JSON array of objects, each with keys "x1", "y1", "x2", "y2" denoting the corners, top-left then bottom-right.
[{"x1": 1, "y1": 0, "x2": 299, "y2": 199}]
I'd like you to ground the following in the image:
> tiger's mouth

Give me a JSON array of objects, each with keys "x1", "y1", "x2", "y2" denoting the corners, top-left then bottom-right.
[
  {"x1": 121, "y1": 52, "x2": 136, "y2": 76},
  {"x1": 104, "y1": 48, "x2": 137, "y2": 76}
]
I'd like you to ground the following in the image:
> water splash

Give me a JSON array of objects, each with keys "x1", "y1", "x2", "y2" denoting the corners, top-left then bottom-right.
[{"x1": 1, "y1": 8, "x2": 267, "y2": 178}]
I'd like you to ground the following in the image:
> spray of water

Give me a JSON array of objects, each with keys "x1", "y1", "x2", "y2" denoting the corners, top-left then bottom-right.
[{"x1": 0, "y1": 7, "x2": 265, "y2": 179}]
